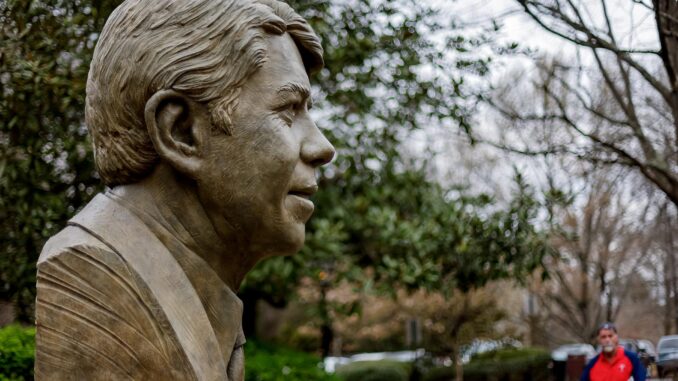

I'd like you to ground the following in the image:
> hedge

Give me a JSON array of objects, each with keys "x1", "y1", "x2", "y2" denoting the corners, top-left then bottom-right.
[
  {"x1": 245, "y1": 340, "x2": 339, "y2": 381},
  {"x1": 423, "y1": 347, "x2": 551, "y2": 381},
  {"x1": 0, "y1": 325, "x2": 35, "y2": 381},
  {"x1": 0, "y1": 325, "x2": 551, "y2": 381},
  {"x1": 0, "y1": 325, "x2": 339, "y2": 381},
  {"x1": 336, "y1": 360, "x2": 411, "y2": 381}
]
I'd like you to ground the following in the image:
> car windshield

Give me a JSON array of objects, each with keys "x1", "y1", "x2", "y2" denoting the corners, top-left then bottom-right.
[
  {"x1": 659, "y1": 339, "x2": 678, "y2": 351},
  {"x1": 639, "y1": 340, "x2": 656, "y2": 354}
]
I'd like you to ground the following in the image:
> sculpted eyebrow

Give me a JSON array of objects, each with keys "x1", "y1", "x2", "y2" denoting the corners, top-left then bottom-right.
[{"x1": 276, "y1": 83, "x2": 311, "y2": 100}]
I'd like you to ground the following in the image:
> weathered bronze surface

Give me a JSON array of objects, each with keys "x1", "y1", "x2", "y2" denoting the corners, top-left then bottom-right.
[{"x1": 35, "y1": 1, "x2": 334, "y2": 379}]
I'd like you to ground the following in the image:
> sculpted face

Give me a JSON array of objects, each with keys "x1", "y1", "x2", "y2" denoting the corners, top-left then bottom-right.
[{"x1": 195, "y1": 33, "x2": 335, "y2": 258}]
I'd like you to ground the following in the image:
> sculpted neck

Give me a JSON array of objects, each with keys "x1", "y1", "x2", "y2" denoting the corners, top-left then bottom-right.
[{"x1": 107, "y1": 163, "x2": 256, "y2": 291}]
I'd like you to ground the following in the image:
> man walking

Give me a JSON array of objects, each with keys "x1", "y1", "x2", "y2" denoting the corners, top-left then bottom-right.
[{"x1": 580, "y1": 323, "x2": 646, "y2": 381}]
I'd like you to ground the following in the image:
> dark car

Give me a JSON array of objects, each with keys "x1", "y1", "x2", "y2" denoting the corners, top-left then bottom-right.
[
  {"x1": 637, "y1": 339, "x2": 656, "y2": 370},
  {"x1": 657, "y1": 335, "x2": 678, "y2": 377},
  {"x1": 619, "y1": 339, "x2": 640, "y2": 353}
]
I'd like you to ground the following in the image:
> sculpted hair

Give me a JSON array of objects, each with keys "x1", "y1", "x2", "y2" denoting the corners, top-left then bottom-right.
[{"x1": 86, "y1": 0, "x2": 323, "y2": 186}]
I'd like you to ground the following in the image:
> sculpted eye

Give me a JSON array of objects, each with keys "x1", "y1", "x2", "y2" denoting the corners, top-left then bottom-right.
[
  {"x1": 276, "y1": 103, "x2": 296, "y2": 125},
  {"x1": 274, "y1": 96, "x2": 309, "y2": 126}
]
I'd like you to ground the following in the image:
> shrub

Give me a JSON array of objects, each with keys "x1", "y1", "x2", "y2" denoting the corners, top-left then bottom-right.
[
  {"x1": 245, "y1": 340, "x2": 340, "y2": 381},
  {"x1": 423, "y1": 347, "x2": 551, "y2": 381},
  {"x1": 471, "y1": 347, "x2": 548, "y2": 362},
  {"x1": 0, "y1": 328, "x2": 338, "y2": 381},
  {"x1": 336, "y1": 360, "x2": 410, "y2": 381},
  {"x1": 0, "y1": 325, "x2": 35, "y2": 381}
]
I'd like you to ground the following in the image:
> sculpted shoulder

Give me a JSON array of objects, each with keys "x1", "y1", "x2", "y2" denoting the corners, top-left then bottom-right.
[
  {"x1": 35, "y1": 193, "x2": 233, "y2": 380},
  {"x1": 38, "y1": 227, "x2": 108, "y2": 266},
  {"x1": 38, "y1": 195, "x2": 117, "y2": 266},
  {"x1": 35, "y1": 198, "x2": 195, "y2": 380}
]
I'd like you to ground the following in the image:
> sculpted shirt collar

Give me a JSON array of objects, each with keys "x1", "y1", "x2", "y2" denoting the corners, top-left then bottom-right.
[{"x1": 104, "y1": 190, "x2": 247, "y2": 354}]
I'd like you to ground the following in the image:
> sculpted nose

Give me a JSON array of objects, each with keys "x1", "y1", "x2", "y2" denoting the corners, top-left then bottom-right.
[{"x1": 301, "y1": 121, "x2": 335, "y2": 168}]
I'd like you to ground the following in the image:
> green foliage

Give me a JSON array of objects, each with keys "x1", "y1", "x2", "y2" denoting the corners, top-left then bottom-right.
[
  {"x1": 422, "y1": 347, "x2": 552, "y2": 381},
  {"x1": 0, "y1": 325, "x2": 35, "y2": 381},
  {"x1": 464, "y1": 347, "x2": 551, "y2": 380},
  {"x1": 289, "y1": 0, "x2": 489, "y2": 144},
  {"x1": 1, "y1": 0, "x2": 548, "y2": 327},
  {"x1": 0, "y1": 0, "x2": 119, "y2": 320},
  {"x1": 246, "y1": 166, "x2": 550, "y2": 312},
  {"x1": 0, "y1": 332, "x2": 340, "y2": 381},
  {"x1": 336, "y1": 360, "x2": 410, "y2": 381},
  {"x1": 244, "y1": 340, "x2": 339, "y2": 381},
  {"x1": 471, "y1": 346, "x2": 548, "y2": 362},
  {"x1": 244, "y1": 0, "x2": 501, "y2": 306}
]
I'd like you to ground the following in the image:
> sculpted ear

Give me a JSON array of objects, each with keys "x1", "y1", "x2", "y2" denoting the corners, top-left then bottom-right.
[{"x1": 144, "y1": 90, "x2": 211, "y2": 177}]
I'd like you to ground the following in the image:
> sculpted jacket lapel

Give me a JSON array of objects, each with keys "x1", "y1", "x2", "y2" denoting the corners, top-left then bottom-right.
[
  {"x1": 106, "y1": 191, "x2": 247, "y2": 377},
  {"x1": 69, "y1": 194, "x2": 230, "y2": 380}
]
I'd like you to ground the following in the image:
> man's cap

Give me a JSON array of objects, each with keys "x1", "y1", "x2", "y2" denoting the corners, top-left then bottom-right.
[{"x1": 597, "y1": 322, "x2": 617, "y2": 334}]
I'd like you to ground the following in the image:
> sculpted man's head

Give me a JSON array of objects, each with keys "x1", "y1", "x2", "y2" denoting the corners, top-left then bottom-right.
[
  {"x1": 35, "y1": 3, "x2": 333, "y2": 375},
  {"x1": 86, "y1": 0, "x2": 335, "y2": 261}
]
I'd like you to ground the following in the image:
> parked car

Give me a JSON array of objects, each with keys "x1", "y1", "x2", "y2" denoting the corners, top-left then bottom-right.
[
  {"x1": 619, "y1": 339, "x2": 640, "y2": 353},
  {"x1": 324, "y1": 349, "x2": 425, "y2": 373},
  {"x1": 322, "y1": 356, "x2": 351, "y2": 373},
  {"x1": 551, "y1": 343, "x2": 597, "y2": 362},
  {"x1": 462, "y1": 338, "x2": 522, "y2": 364},
  {"x1": 637, "y1": 339, "x2": 657, "y2": 370},
  {"x1": 551, "y1": 344, "x2": 597, "y2": 381},
  {"x1": 657, "y1": 335, "x2": 678, "y2": 377},
  {"x1": 637, "y1": 339, "x2": 657, "y2": 361}
]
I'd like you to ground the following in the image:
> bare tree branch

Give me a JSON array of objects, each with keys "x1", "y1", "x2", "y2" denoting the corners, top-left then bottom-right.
[
  {"x1": 518, "y1": 0, "x2": 671, "y2": 103},
  {"x1": 633, "y1": 0, "x2": 654, "y2": 11}
]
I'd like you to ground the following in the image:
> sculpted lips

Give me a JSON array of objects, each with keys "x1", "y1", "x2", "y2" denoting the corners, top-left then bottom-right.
[
  {"x1": 288, "y1": 184, "x2": 318, "y2": 199},
  {"x1": 287, "y1": 183, "x2": 317, "y2": 221}
]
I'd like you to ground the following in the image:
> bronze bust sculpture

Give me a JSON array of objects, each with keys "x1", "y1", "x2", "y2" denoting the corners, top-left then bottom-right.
[{"x1": 34, "y1": 0, "x2": 334, "y2": 379}]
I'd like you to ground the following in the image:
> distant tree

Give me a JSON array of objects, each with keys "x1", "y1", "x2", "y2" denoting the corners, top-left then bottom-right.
[
  {"x1": 642, "y1": 200, "x2": 678, "y2": 334},
  {"x1": 0, "y1": 0, "x2": 548, "y2": 331},
  {"x1": 488, "y1": 0, "x2": 678, "y2": 207},
  {"x1": 272, "y1": 280, "x2": 513, "y2": 380},
  {"x1": 0, "y1": 0, "x2": 117, "y2": 321},
  {"x1": 418, "y1": 288, "x2": 507, "y2": 381},
  {"x1": 0, "y1": 0, "x2": 489, "y2": 322},
  {"x1": 245, "y1": 166, "x2": 551, "y2": 356},
  {"x1": 525, "y1": 166, "x2": 655, "y2": 344}
]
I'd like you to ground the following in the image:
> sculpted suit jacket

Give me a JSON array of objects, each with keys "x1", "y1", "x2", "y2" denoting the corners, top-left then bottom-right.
[{"x1": 35, "y1": 193, "x2": 245, "y2": 380}]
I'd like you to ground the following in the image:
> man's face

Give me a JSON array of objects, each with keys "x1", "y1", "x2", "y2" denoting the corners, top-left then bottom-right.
[
  {"x1": 598, "y1": 329, "x2": 618, "y2": 353},
  {"x1": 195, "y1": 33, "x2": 335, "y2": 259}
]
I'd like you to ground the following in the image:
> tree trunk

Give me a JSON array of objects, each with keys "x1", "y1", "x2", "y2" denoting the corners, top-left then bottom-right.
[
  {"x1": 451, "y1": 294, "x2": 471, "y2": 381},
  {"x1": 451, "y1": 344, "x2": 464, "y2": 381},
  {"x1": 0, "y1": 299, "x2": 15, "y2": 327},
  {"x1": 667, "y1": 211, "x2": 678, "y2": 331},
  {"x1": 319, "y1": 284, "x2": 333, "y2": 358},
  {"x1": 239, "y1": 289, "x2": 259, "y2": 339},
  {"x1": 662, "y1": 252, "x2": 675, "y2": 335},
  {"x1": 321, "y1": 324, "x2": 333, "y2": 358}
]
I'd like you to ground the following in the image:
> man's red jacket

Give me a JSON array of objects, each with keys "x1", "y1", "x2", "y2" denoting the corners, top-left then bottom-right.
[{"x1": 580, "y1": 346, "x2": 646, "y2": 381}]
